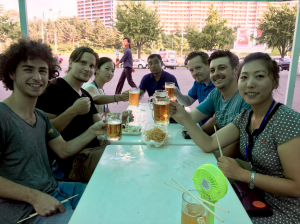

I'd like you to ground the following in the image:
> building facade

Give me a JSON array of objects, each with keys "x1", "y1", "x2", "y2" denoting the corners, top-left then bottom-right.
[
  {"x1": 77, "y1": 0, "x2": 117, "y2": 26},
  {"x1": 147, "y1": 1, "x2": 297, "y2": 34}
]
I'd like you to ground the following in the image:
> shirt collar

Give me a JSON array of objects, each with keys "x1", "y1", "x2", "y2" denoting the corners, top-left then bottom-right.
[{"x1": 150, "y1": 69, "x2": 164, "y2": 80}]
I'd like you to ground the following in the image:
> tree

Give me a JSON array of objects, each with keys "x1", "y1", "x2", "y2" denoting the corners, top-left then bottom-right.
[
  {"x1": 80, "y1": 19, "x2": 93, "y2": 41},
  {"x1": 184, "y1": 22, "x2": 198, "y2": 38},
  {"x1": 0, "y1": 4, "x2": 20, "y2": 51},
  {"x1": 170, "y1": 22, "x2": 182, "y2": 37},
  {"x1": 115, "y1": 1, "x2": 162, "y2": 58},
  {"x1": 187, "y1": 4, "x2": 234, "y2": 51},
  {"x1": 172, "y1": 35, "x2": 189, "y2": 54},
  {"x1": 255, "y1": 3, "x2": 297, "y2": 58},
  {"x1": 92, "y1": 18, "x2": 107, "y2": 48},
  {"x1": 105, "y1": 27, "x2": 118, "y2": 48}
]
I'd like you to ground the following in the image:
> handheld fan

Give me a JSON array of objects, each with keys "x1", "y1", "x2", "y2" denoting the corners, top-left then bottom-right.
[{"x1": 192, "y1": 164, "x2": 228, "y2": 224}]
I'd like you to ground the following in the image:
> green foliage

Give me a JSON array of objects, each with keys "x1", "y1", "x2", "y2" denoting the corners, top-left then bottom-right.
[
  {"x1": 92, "y1": 18, "x2": 107, "y2": 48},
  {"x1": 256, "y1": 3, "x2": 297, "y2": 58},
  {"x1": 172, "y1": 35, "x2": 189, "y2": 54},
  {"x1": 0, "y1": 4, "x2": 20, "y2": 45},
  {"x1": 187, "y1": 4, "x2": 234, "y2": 51},
  {"x1": 114, "y1": 1, "x2": 162, "y2": 58},
  {"x1": 79, "y1": 39, "x2": 92, "y2": 47}
]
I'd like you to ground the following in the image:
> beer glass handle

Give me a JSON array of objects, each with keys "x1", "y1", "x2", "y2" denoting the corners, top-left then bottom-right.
[
  {"x1": 196, "y1": 217, "x2": 206, "y2": 224},
  {"x1": 148, "y1": 96, "x2": 154, "y2": 110}
]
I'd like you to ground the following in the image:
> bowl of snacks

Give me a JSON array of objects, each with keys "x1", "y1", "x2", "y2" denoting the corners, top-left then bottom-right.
[{"x1": 122, "y1": 125, "x2": 142, "y2": 135}]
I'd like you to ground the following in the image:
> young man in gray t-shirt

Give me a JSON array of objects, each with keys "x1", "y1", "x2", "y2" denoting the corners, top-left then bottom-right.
[{"x1": 0, "y1": 39, "x2": 106, "y2": 224}]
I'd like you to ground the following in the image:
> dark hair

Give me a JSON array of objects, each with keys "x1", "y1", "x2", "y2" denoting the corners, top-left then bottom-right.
[
  {"x1": 238, "y1": 52, "x2": 279, "y2": 89},
  {"x1": 208, "y1": 50, "x2": 239, "y2": 70},
  {"x1": 147, "y1": 54, "x2": 162, "y2": 62},
  {"x1": 66, "y1": 47, "x2": 99, "y2": 73},
  {"x1": 185, "y1": 51, "x2": 209, "y2": 66},
  {"x1": 0, "y1": 38, "x2": 60, "y2": 91},
  {"x1": 123, "y1": 37, "x2": 131, "y2": 49},
  {"x1": 95, "y1": 57, "x2": 115, "y2": 75}
]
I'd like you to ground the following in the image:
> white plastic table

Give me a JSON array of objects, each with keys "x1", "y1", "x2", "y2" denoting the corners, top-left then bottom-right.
[
  {"x1": 110, "y1": 103, "x2": 196, "y2": 146},
  {"x1": 69, "y1": 145, "x2": 253, "y2": 224}
]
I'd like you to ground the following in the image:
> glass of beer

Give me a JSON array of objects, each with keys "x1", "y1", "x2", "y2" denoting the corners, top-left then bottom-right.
[
  {"x1": 151, "y1": 95, "x2": 170, "y2": 125},
  {"x1": 106, "y1": 113, "x2": 122, "y2": 141},
  {"x1": 165, "y1": 82, "x2": 175, "y2": 99},
  {"x1": 148, "y1": 90, "x2": 168, "y2": 110},
  {"x1": 129, "y1": 87, "x2": 140, "y2": 107},
  {"x1": 181, "y1": 190, "x2": 210, "y2": 224}
]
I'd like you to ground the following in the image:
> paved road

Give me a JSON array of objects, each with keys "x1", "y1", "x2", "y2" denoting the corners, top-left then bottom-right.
[{"x1": 1, "y1": 61, "x2": 300, "y2": 113}]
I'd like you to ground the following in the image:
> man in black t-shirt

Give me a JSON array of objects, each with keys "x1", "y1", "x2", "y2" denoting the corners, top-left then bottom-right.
[{"x1": 36, "y1": 47, "x2": 133, "y2": 182}]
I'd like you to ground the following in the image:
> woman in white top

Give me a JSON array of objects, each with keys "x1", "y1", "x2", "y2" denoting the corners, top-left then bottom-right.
[{"x1": 82, "y1": 57, "x2": 130, "y2": 118}]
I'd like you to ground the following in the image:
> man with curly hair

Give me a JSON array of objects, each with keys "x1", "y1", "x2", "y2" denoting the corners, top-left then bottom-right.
[{"x1": 0, "y1": 39, "x2": 107, "y2": 224}]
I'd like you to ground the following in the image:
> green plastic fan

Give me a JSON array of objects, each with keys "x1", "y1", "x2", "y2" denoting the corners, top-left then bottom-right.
[{"x1": 192, "y1": 164, "x2": 228, "y2": 224}]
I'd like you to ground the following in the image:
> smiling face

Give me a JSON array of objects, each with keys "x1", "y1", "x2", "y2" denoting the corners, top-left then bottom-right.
[
  {"x1": 10, "y1": 58, "x2": 49, "y2": 98},
  {"x1": 209, "y1": 57, "x2": 236, "y2": 90},
  {"x1": 187, "y1": 56, "x2": 210, "y2": 84},
  {"x1": 69, "y1": 52, "x2": 96, "y2": 83},
  {"x1": 238, "y1": 60, "x2": 274, "y2": 106},
  {"x1": 96, "y1": 61, "x2": 115, "y2": 83},
  {"x1": 148, "y1": 56, "x2": 163, "y2": 74}
]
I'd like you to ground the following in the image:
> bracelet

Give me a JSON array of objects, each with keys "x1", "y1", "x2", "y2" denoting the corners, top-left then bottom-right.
[{"x1": 249, "y1": 171, "x2": 256, "y2": 189}]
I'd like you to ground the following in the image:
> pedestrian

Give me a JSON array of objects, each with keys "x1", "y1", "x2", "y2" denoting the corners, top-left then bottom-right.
[
  {"x1": 114, "y1": 37, "x2": 137, "y2": 94},
  {"x1": 59, "y1": 54, "x2": 63, "y2": 64}
]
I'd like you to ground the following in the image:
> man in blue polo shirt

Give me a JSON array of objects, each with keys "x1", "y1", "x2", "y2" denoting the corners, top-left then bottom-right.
[
  {"x1": 174, "y1": 51, "x2": 215, "y2": 126},
  {"x1": 139, "y1": 54, "x2": 179, "y2": 97}
]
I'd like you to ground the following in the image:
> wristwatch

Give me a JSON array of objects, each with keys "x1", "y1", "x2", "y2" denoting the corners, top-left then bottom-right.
[{"x1": 249, "y1": 171, "x2": 256, "y2": 189}]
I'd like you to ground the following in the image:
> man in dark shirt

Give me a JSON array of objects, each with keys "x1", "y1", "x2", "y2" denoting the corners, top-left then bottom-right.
[
  {"x1": 139, "y1": 54, "x2": 179, "y2": 97},
  {"x1": 0, "y1": 39, "x2": 106, "y2": 224},
  {"x1": 36, "y1": 47, "x2": 133, "y2": 182},
  {"x1": 114, "y1": 37, "x2": 137, "y2": 94}
]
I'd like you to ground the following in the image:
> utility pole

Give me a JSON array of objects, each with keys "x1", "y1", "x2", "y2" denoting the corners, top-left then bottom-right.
[
  {"x1": 181, "y1": 28, "x2": 183, "y2": 66},
  {"x1": 172, "y1": 38, "x2": 173, "y2": 51},
  {"x1": 73, "y1": 36, "x2": 74, "y2": 50},
  {"x1": 41, "y1": 23, "x2": 44, "y2": 43},
  {"x1": 54, "y1": 32, "x2": 57, "y2": 54},
  {"x1": 151, "y1": 41, "x2": 153, "y2": 54}
]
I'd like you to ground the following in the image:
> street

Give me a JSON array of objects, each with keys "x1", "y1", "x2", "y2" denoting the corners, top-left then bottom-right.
[{"x1": 0, "y1": 61, "x2": 299, "y2": 113}]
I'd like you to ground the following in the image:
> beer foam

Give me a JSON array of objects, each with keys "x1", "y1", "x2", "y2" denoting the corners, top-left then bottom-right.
[
  {"x1": 129, "y1": 90, "x2": 140, "y2": 94},
  {"x1": 107, "y1": 120, "x2": 122, "y2": 125}
]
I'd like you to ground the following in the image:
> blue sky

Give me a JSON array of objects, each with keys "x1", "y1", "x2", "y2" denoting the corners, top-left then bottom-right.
[{"x1": 1, "y1": 0, "x2": 77, "y2": 20}]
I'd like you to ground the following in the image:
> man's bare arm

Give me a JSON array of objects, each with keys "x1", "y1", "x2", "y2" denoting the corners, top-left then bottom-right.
[
  {"x1": 174, "y1": 88, "x2": 196, "y2": 106},
  {"x1": 0, "y1": 176, "x2": 65, "y2": 216},
  {"x1": 189, "y1": 108, "x2": 210, "y2": 124}
]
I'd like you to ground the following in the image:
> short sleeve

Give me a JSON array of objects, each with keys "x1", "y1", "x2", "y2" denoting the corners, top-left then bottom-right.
[
  {"x1": 196, "y1": 89, "x2": 216, "y2": 116},
  {"x1": 188, "y1": 82, "x2": 198, "y2": 100},
  {"x1": 232, "y1": 109, "x2": 249, "y2": 130},
  {"x1": 0, "y1": 120, "x2": 5, "y2": 158},
  {"x1": 274, "y1": 107, "x2": 300, "y2": 146},
  {"x1": 139, "y1": 75, "x2": 148, "y2": 91},
  {"x1": 41, "y1": 112, "x2": 60, "y2": 142},
  {"x1": 36, "y1": 83, "x2": 60, "y2": 115}
]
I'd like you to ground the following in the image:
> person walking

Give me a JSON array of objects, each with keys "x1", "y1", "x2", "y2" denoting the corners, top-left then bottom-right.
[{"x1": 114, "y1": 37, "x2": 137, "y2": 94}]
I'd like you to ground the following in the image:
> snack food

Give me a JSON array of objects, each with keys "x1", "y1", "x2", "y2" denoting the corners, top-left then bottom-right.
[
  {"x1": 122, "y1": 125, "x2": 141, "y2": 133},
  {"x1": 144, "y1": 126, "x2": 166, "y2": 143}
]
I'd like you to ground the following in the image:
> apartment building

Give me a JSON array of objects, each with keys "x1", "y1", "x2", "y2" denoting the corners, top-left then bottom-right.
[
  {"x1": 148, "y1": 1, "x2": 297, "y2": 34},
  {"x1": 77, "y1": 0, "x2": 117, "y2": 27}
]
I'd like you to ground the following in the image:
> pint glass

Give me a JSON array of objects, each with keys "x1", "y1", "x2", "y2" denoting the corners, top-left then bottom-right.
[
  {"x1": 106, "y1": 113, "x2": 122, "y2": 141},
  {"x1": 129, "y1": 87, "x2": 140, "y2": 107},
  {"x1": 165, "y1": 82, "x2": 175, "y2": 99},
  {"x1": 148, "y1": 90, "x2": 169, "y2": 110},
  {"x1": 150, "y1": 95, "x2": 170, "y2": 125},
  {"x1": 181, "y1": 190, "x2": 210, "y2": 224}
]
